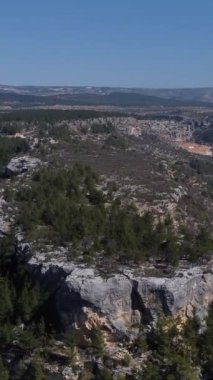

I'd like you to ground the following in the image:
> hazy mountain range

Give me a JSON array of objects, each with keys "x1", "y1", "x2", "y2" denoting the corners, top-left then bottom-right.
[{"x1": 0, "y1": 85, "x2": 213, "y2": 108}]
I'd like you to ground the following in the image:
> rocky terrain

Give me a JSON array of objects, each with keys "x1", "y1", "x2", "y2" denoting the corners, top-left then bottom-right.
[
  {"x1": 0, "y1": 108, "x2": 212, "y2": 379},
  {"x1": 20, "y1": 242, "x2": 213, "y2": 335}
]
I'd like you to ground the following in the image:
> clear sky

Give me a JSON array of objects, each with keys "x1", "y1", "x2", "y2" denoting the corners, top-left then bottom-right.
[{"x1": 0, "y1": 0, "x2": 213, "y2": 88}]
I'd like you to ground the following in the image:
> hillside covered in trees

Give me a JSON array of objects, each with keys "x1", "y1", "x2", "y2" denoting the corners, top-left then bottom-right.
[{"x1": 15, "y1": 164, "x2": 213, "y2": 267}]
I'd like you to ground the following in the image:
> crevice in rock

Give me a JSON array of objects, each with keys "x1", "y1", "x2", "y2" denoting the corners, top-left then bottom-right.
[
  {"x1": 131, "y1": 280, "x2": 153, "y2": 324},
  {"x1": 157, "y1": 287, "x2": 174, "y2": 316},
  {"x1": 30, "y1": 285, "x2": 62, "y2": 333}
]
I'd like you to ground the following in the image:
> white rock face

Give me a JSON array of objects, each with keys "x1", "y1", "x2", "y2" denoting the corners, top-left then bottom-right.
[
  {"x1": 17, "y1": 243, "x2": 213, "y2": 338},
  {"x1": 5, "y1": 156, "x2": 41, "y2": 176},
  {"x1": 0, "y1": 196, "x2": 10, "y2": 235},
  {"x1": 134, "y1": 267, "x2": 213, "y2": 322},
  {"x1": 56, "y1": 269, "x2": 133, "y2": 336}
]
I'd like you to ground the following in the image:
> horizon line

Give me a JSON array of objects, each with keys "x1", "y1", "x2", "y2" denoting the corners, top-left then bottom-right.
[{"x1": 1, "y1": 83, "x2": 213, "y2": 91}]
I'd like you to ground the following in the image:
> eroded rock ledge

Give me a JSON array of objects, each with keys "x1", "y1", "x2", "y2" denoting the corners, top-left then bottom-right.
[{"x1": 17, "y1": 243, "x2": 213, "y2": 340}]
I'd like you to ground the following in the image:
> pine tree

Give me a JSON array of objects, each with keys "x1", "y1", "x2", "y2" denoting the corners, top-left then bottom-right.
[
  {"x1": 65, "y1": 328, "x2": 78, "y2": 364},
  {"x1": 31, "y1": 358, "x2": 45, "y2": 380},
  {"x1": 92, "y1": 327, "x2": 105, "y2": 356},
  {"x1": 0, "y1": 357, "x2": 8, "y2": 380}
]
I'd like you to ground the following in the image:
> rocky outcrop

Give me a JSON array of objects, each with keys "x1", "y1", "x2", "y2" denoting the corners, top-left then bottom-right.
[
  {"x1": 17, "y1": 244, "x2": 213, "y2": 339},
  {"x1": 56, "y1": 268, "x2": 133, "y2": 338},
  {"x1": 133, "y1": 268, "x2": 213, "y2": 322},
  {"x1": 5, "y1": 155, "x2": 41, "y2": 177}
]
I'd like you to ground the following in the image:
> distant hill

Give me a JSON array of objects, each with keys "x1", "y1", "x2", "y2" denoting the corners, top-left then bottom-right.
[
  {"x1": 137, "y1": 87, "x2": 213, "y2": 103},
  {"x1": 0, "y1": 85, "x2": 213, "y2": 108}
]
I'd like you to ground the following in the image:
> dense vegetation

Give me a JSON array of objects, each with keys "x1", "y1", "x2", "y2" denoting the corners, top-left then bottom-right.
[
  {"x1": 137, "y1": 309, "x2": 213, "y2": 380},
  {"x1": 0, "y1": 233, "x2": 50, "y2": 379},
  {"x1": 90, "y1": 122, "x2": 116, "y2": 134},
  {"x1": 0, "y1": 109, "x2": 125, "y2": 124},
  {"x1": 0, "y1": 123, "x2": 22, "y2": 136},
  {"x1": 16, "y1": 164, "x2": 212, "y2": 266},
  {"x1": 194, "y1": 123, "x2": 213, "y2": 144},
  {"x1": 0, "y1": 136, "x2": 29, "y2": 171}
]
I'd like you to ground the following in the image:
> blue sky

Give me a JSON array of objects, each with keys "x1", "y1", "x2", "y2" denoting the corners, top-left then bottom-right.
[{"x1": 0, "y1": 0, "x2": 213, "y2": 87}]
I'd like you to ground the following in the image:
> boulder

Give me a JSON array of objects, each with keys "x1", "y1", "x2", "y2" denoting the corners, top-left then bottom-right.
[{"x1": 5, "y1": 155, "x2": 41, "y2": 177}]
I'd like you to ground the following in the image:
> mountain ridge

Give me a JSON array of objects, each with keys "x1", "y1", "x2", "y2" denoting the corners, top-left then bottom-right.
[{"x1": 1, "y1": 85, "x2": 213, "y2": 108}]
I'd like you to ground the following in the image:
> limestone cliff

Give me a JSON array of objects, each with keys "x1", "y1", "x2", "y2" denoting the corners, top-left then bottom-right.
[{"x1": 17, "y1": 243, "x2": 213, "y2": 340}]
